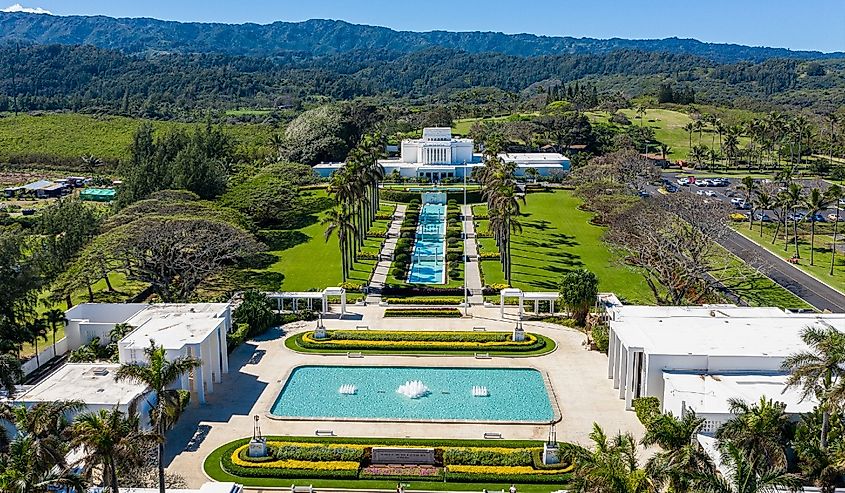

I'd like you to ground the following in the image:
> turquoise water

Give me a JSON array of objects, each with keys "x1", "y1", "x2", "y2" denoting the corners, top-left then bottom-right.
[
  {"x1": 408, "y1": 203, "x2": 447, "y2": 284},
  {"x1": 270, "y1": 365, "x2": 555, "y2": 422}
]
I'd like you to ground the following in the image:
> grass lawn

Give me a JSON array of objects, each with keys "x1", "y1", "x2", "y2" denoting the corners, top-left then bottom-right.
[
  {"x1": 0, "y1": 113, "x2": 274, "y2": 163},
  {"x1": 733, "y1": 221, "x2": 845, "y2": 295},
  {"x1": 475, "y1": 190, "x2": 655, "y2": 304}
]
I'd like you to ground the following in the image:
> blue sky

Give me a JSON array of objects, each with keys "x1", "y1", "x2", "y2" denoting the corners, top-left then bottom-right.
[{"x1": 6, "y1": 0, "x2": 845, "y2": 52}]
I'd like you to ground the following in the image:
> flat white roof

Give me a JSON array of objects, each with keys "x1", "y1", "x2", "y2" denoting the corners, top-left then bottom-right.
[
  {"x1": 663, "y1": 372, "x2": 816, "y2": 415},
  {"x1": 499, "y1": 152, "x2": 569, "y2": 163},
  {"x1": 121, "y1": 303, "x2": 229, "y2": 350},
  {"x1": 611, "y1": 306, "x2": 845, "y2": 357},
  {"x1": 16, "y1": 364, "x2": 148, "y2": 406}
]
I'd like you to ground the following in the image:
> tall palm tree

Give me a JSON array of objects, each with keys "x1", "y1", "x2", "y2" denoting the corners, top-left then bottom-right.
[
  {"x1": 738, "y1": 176, "x2": 757, "y2": 230},
  {"x1": 116, "y1": 343, "x2": 201, "y2": 493},
  {"x1": 715, "y1": 397, "x2": 791, "y2": 469},
  {"x1": 683, "y1": 121, "x2": 695, "y2": 151},
  {"x1": 636, "y1": 105, "x2": 647, "y2": 127},
  {"x1": 658, "y1": 143, "x2": 671, "y2": 161},
  {"x1": 44, "y1": 309, "x2": 67, "y2": 359},
  {"x1": 563, "y1": 424, "x2": 656, "y2": 493},
  {"x1": 26, "y1": 317, "x2": 48, "y2": 367},
  {"x1": 753, "y1": 190, "x2": 774, "y2": 236},
  {"x1": 691, "y1": 441, "x2": 800, "y2": 493},
  {"x1": 803, "y1": 187, "x2": 832, "y2": 265},
  {"x1": 322, "y1": 205, "x2": 357, "y2": 282},
  {"x1": 723, "y1": 125, "x2": 742, "y2": 169},
  {"x1": 71, "y1": 407, "x2": 157, "y2": 493},
  {"x1": 783, "y1": 182, "x2": 804, "y2": 256},
  {"x1": 642, "y1": 411, "x2": 715, "y2": 493},
  {"x1": 828, "y1": 185, "x2": 843, "y2": 275},
  {"x1": 0, "y1": 353, "x2": 22, "y2": 396},
  {"x1": 690, "y1": 145, "x2": 707, "y2": 168},
  {"x1": 694, "y1": 119, "x2": 704, "y2": 145},
  {"x1": 782, "y1": 325, "x2": 845, "y2": 449}
]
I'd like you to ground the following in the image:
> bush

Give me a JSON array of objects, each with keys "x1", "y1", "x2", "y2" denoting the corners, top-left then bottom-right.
[
  {"x1": 632, "y1": 396, "x2": 662, "y2": 429},
  {"x1": 592, "y1": 324, "x2": 609, "y2": 353},
  {"x1": 296, "y1": 330, "x2": 549, "y2": 352},
  {"x1": 226, "y1": 323, "x2": 250, "y2": 352},
  {"x1": 444, "y1": 448, "x2": 533, "y2": 466},
  {"x1": 383, "y1": 296, "x2": 462, "y2": 305},
  {"x1": 391, "y1": 266, "x2": 407, "y2": 279},
  {"x1": 234, "y1": 290, "x2": 276, "y2": 337},
  {"x1": 383, "y1": 285, "x2": 496, "y2": 297},
  {"x1": 383, "y1": 308, "x2": 463, "y2": 318}
]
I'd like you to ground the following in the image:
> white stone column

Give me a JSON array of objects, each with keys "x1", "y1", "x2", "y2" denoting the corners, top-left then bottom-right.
[
  {"x1": 195, "y1": 357, "x2": 206, "y2": 405},
  {"x1": 180, "y1": 347, "x2": 191, "y2": 390},
  {"x1": 219, "y1": 325, "x2": 229, "y2": 374},
  {"x1": 211, "y1": 327, "x2": 223, "y2": 384},
  {"x1": 200, "y1": 341, "x2": 213, "y2": 395}
]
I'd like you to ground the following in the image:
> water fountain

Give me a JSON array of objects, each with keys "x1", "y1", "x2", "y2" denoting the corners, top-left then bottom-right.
[
  {"x1": 396, "y1": 380, "x2": 430, "y2": 399},
  {"x1": 471, "y1": 385, "x2": 489, "y2": 397},
  {"x1": 338, "y1": 384, "x2": 357, "y2": 395}
]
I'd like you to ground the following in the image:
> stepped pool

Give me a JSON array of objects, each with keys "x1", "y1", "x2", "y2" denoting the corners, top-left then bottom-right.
[
  {"x1": 407, "y1": 202, "x2": 447, "y2": 284},
  {"x1": 269, "y1": 365, "x2": 557, "y2": 423}
]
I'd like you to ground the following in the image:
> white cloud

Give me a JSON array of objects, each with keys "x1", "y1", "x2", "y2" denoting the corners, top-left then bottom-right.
[{"x1": 1, "y1": 3, "x2": 53, "y2": 14}]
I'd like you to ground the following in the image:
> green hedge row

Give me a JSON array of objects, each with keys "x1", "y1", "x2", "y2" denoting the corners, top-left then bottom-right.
[
  {"x1": 383, "y1": 308, "x2": 463, "y2": 318},
  {"x1": 444, "y1": 471, "x2": 569, "y2": 484},
  {"x1": 384, "y1": 296, "x2": 462, "y2": 305},
  {"x1": 443, "y1": 448, "x2": 533, "y2": 467},
  {"x1": 322, "y1": 330, "x2": 517, "y2": 343}
]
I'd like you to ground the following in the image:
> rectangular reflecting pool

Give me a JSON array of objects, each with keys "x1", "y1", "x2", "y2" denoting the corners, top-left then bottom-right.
[
  {"x1": 408, "y1": 203, "x2": 447, "y2": 284},
  {"x1": 270, "y1": 365, "x2": 556, "y2": 423}
]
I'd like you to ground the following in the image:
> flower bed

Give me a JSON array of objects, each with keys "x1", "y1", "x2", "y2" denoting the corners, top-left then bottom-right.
[
  {"x1": 383, "y1": 308, "x2": 463, "y2": 318},
  {"x1": 295, "y1": 330, "x2": 547, "y2": 352},
  {"x1": 383, "y1": 296, "x2": 463, "y2": 305},
  {"x1": 213, "y1": 437, "x2": 571, "y2": 484}
]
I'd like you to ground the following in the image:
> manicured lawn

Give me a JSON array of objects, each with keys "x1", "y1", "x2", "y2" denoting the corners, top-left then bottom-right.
[
  {"x1": 733, "y1": 222, "x2": 845, "y2": 295},
  {"x1": 476, "y1": 190, "x2": 654, "y2": 304}
]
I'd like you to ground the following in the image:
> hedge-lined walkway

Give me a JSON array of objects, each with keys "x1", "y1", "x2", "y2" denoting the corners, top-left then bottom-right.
[
  {"x1": 367, "y1": 204, "x2": 407, "y2": 302},
  {"x1": 462, "y1": 204, "x2": 484, "y2": 304}
]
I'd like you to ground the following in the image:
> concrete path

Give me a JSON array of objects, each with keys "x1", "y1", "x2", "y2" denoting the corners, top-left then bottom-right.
[
  {"x1": 366, "y1": 204, "x2": 406, "y2": 303},
  {"x1": 164, "y1": 305, "x2": 645, "y2": 487},
  {"x1": 462, "y1": 204, "x2": 484, "y2": 305}
]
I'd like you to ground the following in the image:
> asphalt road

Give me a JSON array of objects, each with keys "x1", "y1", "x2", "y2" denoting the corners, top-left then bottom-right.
[{"x1": 651, "y1": 172, "x2": 845, "y2": 311}]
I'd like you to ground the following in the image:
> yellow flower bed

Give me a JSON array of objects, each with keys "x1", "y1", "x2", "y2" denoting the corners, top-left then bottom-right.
[
  {"x1": 301, "y1": 332, "x2": 538, "y2": 348},
  {"x1": 447, "y1": 464, "x2": 574, "y2": 475},
  {"x1": 231, "y1": 445, "x2": 359, "y2": 471}
]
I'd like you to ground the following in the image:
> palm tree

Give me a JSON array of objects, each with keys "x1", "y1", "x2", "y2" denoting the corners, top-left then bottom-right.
[
  {"x1": 783, "y1": 182, "x2": 804, "y2": 256},
  {"x1": 116, "y1": 342, "x2": 201, "y2": 493},
  {"x1": 26, "y1": 317, "x2": 48, "y2": 367},
  {"x1": 322, "y1": 205, "x2": 357, "y2": 282},
  {"x1": 803, "y1": 187, "x2": 832, "y2": 265},
  {"x1": 642, "y1": 411, "x2": 714, "y2": 493},
  {"x1": 694, "y1": 119, "x2": 704, "y2": 145},
  {"x1": 691, "y1": 441, "x2": 800, "y2": 493},
  {"x1": 71, "y1": 407, "x2": 156, "y2": 493},
  {"x1": 636, "y1": 105, "x2": 647, "y2": 127},
  {"x1": 723, "y1": 125, "x2": 742, "y2": 169},
  {"x1": 658, "y1": 143, "x2": 671, "y2": 161},
  {"x1": 683, "y1": 121, "x2": 695, "y2": 151},
  {"x1": 738, "y1": 176, "x2": 757, "y2": 230},
  {"x1": 563, "y1": 424, "x2": 655, "y2": 493},
  {"x1": 44, "y1": 309, "x2": 67, "y2": 359},
  {"x1": 782, "y1": 325, "x2": 845, "y2": 449},
  {"x1": 828, "y1": 185, "x2": 843, "y2": 275},
  {"x1": 0, "y1": 400, "x2": 83, "y2": 468},
  {"x1": 715, "y1": 397, "x2": 791, "y2": 469},
  {"x1": 0, "y1": 434, "x2": 85, "y2": 493},
  {"x1": 690, "y1": 145, "x2": 707, "y2": 168},
  {"x1": 753, "y1": 190, "x2": 774, "y2": 236},
  {"x1": 80, "y1": 154, "x2": 104, "y2": 175}
]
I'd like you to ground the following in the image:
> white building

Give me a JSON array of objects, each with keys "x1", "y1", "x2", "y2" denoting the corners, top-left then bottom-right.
[
  {"x1": 13, "y1": 363, "x2": 154, "y2": 428},
  {"x1": 65, "y1": 303, "x2": 232, "y2": 405},
  {"x1": 603, "y1": 299, "x2": 842, "y2": 423},
  {"x1": 314, "y1": 127, "x2": 570, "y2": 180}
]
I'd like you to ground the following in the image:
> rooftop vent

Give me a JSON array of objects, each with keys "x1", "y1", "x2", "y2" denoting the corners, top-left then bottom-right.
[{"x1": 92, "y1": 367, "x2": 109, "y2": 376}]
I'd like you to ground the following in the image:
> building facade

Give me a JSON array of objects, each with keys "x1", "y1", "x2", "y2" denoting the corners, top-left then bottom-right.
[{"x1": 314, "y1": 127, "x2": 570, "y2": 179}]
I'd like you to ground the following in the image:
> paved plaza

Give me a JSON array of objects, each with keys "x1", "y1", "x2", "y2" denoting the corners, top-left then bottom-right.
[{"x1": 165, "y1": 305, "x2": 644, "y2": 487}]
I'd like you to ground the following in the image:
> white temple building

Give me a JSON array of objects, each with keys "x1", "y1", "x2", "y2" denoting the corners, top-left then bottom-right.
[
  {"x1": 314, "y1": 127, "x2": 570, "y2": 180},
  {"x1": 599, "y1": 294, "x2": 840, "y2": 433}
]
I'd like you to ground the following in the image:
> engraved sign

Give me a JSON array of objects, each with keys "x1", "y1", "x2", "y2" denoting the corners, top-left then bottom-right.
[{"x1": 371, "y1": 447, "x2": 436, "y2": 464}]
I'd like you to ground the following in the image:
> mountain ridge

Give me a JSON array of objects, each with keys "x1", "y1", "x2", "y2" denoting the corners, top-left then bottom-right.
[{"x1": 0, "y1": 13, "x2": 842, "y2": 63}]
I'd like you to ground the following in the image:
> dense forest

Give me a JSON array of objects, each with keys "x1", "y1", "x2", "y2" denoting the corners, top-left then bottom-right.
[
  {"x1": 1, "y1": 13, "x2": 842, "y2": 63},
  {"x1": 1, "y1": 43, "x2": 842, "y2": 118}
]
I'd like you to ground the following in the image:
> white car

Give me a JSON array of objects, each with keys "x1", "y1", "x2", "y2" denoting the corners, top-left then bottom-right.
[
  {"x1": 704, "y1": 190, "x2": 717, "y2": 197},
  {"x1": 696, "y1": 190, "x2": 705, "y2": 196}
]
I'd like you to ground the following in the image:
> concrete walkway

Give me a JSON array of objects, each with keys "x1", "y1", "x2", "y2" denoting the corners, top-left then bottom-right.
[
  {"x1": 366, "y1": 204, "x2": 406, "y2": 303},
  {"x1": 164, "y1": 305, "x2": 645, "y2": 487},
  {"x1": 462, "y1": 204, "x2": 484, "y2": 305}
]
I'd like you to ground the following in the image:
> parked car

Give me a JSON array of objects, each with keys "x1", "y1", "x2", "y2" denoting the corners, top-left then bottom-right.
[
  {"x1": 811, "y1": 213, "x2": 827, "y2": 222},
  {"x1": 704, "y1": 190, "x2": 717, "y2": 197},
  {"x1": 696, "y1": 190, "x2": 705, "y2": 196},
  {"x1": 638, "y1": 190, "x2": 651, "y2": 198},
  {"x1": 829, "y1": 213, "x2": 841, "y2": 222},
  {"x1": 665, "y1": 185, "x2": 679, "y2": 193},
  {"x1": 754, "y1": 213, "x2": 772, "y2": 222}
]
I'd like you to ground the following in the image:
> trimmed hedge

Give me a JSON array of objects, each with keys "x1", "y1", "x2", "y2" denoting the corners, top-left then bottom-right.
[
  {"x1": 383, "y1": 296, "x2": 462, "y2": 305},
  {"x1": 381, "y1": 189, "x2": 484, "y2": 204},
  {"x1": 295, "y1": 330, "x2": 548, "y2": 352},
  {"x1": 444, "y1": 448, "x2": 533, "y2": 467},
  {"x1": 383, "y1": 308, "x2": 463, "y2": 318},
  {"x1": 382, "y1": 285, "x2": 496, "y2": 297}
]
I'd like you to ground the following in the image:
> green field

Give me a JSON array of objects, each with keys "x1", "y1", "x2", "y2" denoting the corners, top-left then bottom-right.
[
  {"x1": 475, "y1": 190, "x2": 655, "y2": 304},
  {"x1": 0, "y1": 113, "x2": 275, "y2": 163}
]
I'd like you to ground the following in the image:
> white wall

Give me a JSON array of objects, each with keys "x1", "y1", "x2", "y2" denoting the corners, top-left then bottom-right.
[{"x1": 21, "y1": 338, "x2": 69, "y2": 376}]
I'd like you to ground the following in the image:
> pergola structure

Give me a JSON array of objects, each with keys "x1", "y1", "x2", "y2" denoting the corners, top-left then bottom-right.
[
  {"x1": 499, "y1": 288, "x2": 558, "y2": 319},
  {"x1": 265, "y1": 288, "x2": 346, "y2": 316}
]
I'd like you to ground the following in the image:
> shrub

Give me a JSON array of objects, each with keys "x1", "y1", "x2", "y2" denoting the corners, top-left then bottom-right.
[
  {"x1": 592, "y1": 324, "x2": 609, "y2": 353},
  {"x1": 394, "y1": 253, "x2": 411, "y2": 264},
  {"x1": 383, "y1": 308, "x2": 463, "y2": 318},
  {"x1": 479, "y1": 251, "x2": 500, "y2": 260},
  {"x1": 226, "y1": 323, "x2": 250, "y2": 352},
  {"x1": 444, "y1": 448, "x2": 533, "y2": 467},
  {"x1": 383, "y1": 297, "x2": 462, "y2": 305},
  {"x1": 234, "y1": 290, "x2": 276, "y2": 337},
  {"x1": 339, "y1": 281, "x2": 364, "y2": 292},
  {"x1": 367, "y1": 228, "x2": 387, "y2": 237},
  {"x1": 391, "y1": 266, "x2": 407, "y2": 279},
  {"x1": 488, "y1": 283, "x2": 510, "y2": 291},
  {"x1": 632, "y1": 396, "x2": 662, "y2": 429}
]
